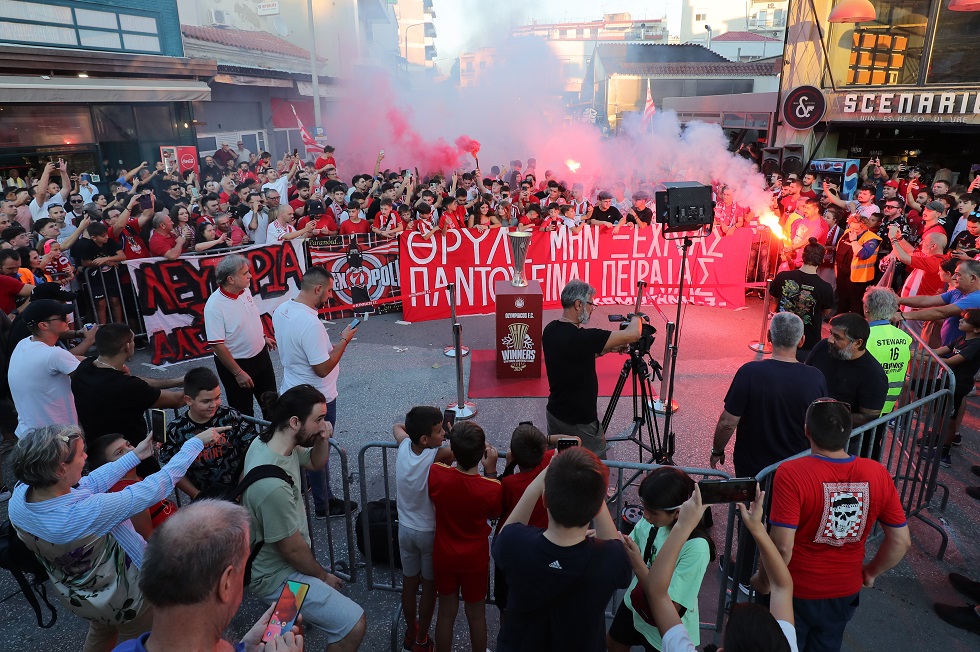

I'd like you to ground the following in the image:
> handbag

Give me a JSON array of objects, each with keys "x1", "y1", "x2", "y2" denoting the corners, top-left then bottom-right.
[{"x1": 628, "y1": 528, "x2": 658, "y2": 626}]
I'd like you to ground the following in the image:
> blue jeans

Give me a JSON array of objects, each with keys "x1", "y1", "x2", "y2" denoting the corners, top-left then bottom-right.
[
  {"x1": 307, "y1": 398, "x2": 336, "y2": 510},
  {"x1": 794, "y1": 591, "x2": 860, "y2": 652}
]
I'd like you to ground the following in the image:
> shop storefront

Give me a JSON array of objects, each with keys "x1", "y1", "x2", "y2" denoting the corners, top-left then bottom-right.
[
  {"x1": 0, "y1": 1, "x2": 214, "y2": 185},
  {"x1": 774, "y1": 0, "x2": 980, "y2": 183}
]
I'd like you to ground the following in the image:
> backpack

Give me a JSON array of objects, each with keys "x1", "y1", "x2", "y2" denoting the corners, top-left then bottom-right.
[
  {"x1": 193, "y1": 465, "x2": 294, "y2": 585},
  {"x1": 0, "y1": 518, "x2": 58, "y2": 628},
  {"x1": 355, "y1": 499, "x2": 401, "y2": 567}
]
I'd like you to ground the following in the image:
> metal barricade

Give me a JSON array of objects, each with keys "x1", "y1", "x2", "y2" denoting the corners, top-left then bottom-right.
[
  {"x1": 356, "y1": 443, "x2": 738, "y2": 649},
  {"x1": 78, "y1": 264, "x2": 147, "y2": 337}
]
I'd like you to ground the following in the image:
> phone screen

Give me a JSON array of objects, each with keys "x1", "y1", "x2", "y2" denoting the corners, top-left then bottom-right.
[
  {"x1": 150, "y1": 409, "x2": 167, "y2": 444},
  {"x1": 698, "y1": 478, "x2": 756, "y2": 504},
  {"x1": 349, "y1": 318, "x2": 361, "y2": 330},
  {"x1": 262, "y1": 580, "x2": 309, "y2": 642},
  {"x1": 442, "y1": 409, "x2": 456, "y2": 435},
  {"x1": 139, "y1": 194, "x2": 153, "y2": 210},
  {"x1": 556, "y1": 437, "x2": 579, "y2": 452}
]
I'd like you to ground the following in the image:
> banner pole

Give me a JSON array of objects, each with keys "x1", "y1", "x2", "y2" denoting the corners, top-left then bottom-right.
[
  {"x1": 447, "y1": 284, "x2": 476, "y2": 419},
  {"x1": 444, "y1": 283, "x2": 470, "y2": 358}
]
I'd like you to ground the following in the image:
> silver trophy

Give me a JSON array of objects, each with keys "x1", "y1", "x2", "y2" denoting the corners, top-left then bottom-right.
[{"x1": 508, "y1": 231, "x2": 532, "y2": 287}]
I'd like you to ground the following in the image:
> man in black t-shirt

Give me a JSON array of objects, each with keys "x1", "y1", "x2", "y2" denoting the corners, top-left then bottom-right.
[
  {"x1": 160, "y1": 366, "x2": 258, "y2": 498},
  {"x1": 624, "y1": 191, "x2": 654, "y2": 228},
  {"x1": 542, "y1": 280, "x2": 642, "y2": 457},
  {"x1": 805, "y1": 312, "x2": 888, "y2": 426},
  {"x1": 770, "y1": 240, "x2": 834, "y2": 360},
  {"x1": 711, "y1": 312, "x2": 828, "y2": 478},
  {"x1": 588, "y1": 191, "x2": 623, "y2": 228},
  {"x1": 71, "y1": 323, "x2": 184, "y2": 475},
  {"x1": 72, "y1": 221, "x2": 126, "y2": 325},
  {"x1": 493, "y1": 447, "x2": 631, "y2": 651}
]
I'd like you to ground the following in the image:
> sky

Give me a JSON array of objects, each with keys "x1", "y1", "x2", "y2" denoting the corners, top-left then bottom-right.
[{"x1": 432, "y1": 0, "x2": 669, "y2": 67}]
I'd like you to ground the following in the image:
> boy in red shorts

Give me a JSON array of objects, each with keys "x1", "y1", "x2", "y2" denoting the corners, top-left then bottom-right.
[{"x1": 428, "y1": 421, "x2": 501, "y2": 652}]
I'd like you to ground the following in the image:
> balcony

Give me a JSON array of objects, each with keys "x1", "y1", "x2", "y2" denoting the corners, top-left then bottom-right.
[
  {"x1": 425, "y1": 45, "x2": 437, "y2": 60},
  {"x1": 747, "y1": 17, "x2": 787, "y2": 29}
]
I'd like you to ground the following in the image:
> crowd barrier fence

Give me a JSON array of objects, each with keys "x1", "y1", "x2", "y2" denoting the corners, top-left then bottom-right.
[
  {"x1": 356, "y1": 441, "x2": 739, "y2": 649},
  {"x1": 77, "y1": 264, "x2": 147, "y2": 338}
]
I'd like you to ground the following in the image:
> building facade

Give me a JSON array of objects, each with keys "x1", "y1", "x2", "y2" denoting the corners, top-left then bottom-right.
[
  {"x1": 585, "y1": 43, "x2": 780, "y2": 132},
  {"x1": 0, "y1": 0, "x2": 213, "y2": 183},
  {"x1": 774, "y1": 0, "x2": 980, "y2": 184},
  {"x1": 394, "y1": 0, "x2": 436, "y2": 70}
]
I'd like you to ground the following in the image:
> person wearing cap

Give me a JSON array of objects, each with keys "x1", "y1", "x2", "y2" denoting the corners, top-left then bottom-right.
[
  {"x1": 919, "y1": 199, "x2": 949, "y2": 242},
  {"x1": 7, "y1": 299, "x2": 86, "y2": 437},
  {"x1": 4, "y1": 283, "x2": 95, "y2": 358},
  {"x1": 589, "y1": 191, "x2": 623, "y2": 229}
]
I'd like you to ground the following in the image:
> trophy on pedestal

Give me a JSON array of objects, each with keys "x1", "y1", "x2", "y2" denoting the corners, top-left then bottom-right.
[{"x1": 508, "y1": 231, "x2": 531, "y2": 287}]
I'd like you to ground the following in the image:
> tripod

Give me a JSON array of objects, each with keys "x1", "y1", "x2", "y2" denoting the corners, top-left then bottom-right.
[{"x1": 602, "y1": 347, "x2": 672, "y2": 465}]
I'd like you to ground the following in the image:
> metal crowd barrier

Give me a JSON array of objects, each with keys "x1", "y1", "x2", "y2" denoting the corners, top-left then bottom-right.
[
  {"x1": 77, "y1": 265, "x2": 147, "y2": 338},
  {"x1": 356, "y1": 442, "x2": 738, "y2": 650},
  {"x1": 725, "y1": 322, "x2": 956, "y2": 619}
]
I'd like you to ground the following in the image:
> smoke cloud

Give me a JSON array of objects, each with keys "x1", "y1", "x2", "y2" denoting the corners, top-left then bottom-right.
[{"x1": 322, "y1": 35, "x2": 770, "y2": 215}]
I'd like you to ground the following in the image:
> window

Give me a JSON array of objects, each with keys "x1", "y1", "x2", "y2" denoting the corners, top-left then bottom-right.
[
  {"x1": 927, "y1": 7, "x2": 980, "y2": 84},
  {"x1": 695, "y1": 13, "x2": 708, "y2": 21},
  {"x1": 828, "y1": 0, "x2": 928, "y2": 87},
  {"x1": 0, "y1": 0, "x2": 160, "y2": 54}
]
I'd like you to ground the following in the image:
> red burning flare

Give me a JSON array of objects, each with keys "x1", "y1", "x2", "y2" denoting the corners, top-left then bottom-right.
[{"x1": 454, "y1": 135, "x2": 481, "y2": 157}]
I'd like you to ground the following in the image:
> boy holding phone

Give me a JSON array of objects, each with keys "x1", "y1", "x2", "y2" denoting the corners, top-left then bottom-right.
[{"x1": 393, "y1": 406, "x2": 455, "y2": 652}]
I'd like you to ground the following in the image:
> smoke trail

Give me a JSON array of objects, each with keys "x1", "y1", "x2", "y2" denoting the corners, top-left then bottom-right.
[{"x1": 322, "y1": 34, "x2": 770, "y2": 215}]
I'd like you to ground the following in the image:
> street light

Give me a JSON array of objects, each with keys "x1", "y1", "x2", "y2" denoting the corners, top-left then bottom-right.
[
  {"x1": 307, "y1": 0, "x2": 322, "y2": 138},
  {"x1": 403, "y1": 21, "x2": 427, "y2": 67}
]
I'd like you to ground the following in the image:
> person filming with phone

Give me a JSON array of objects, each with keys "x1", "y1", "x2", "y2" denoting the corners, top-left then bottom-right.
[
  {"x1": 542, "y1": 280, "x2": 643, "y2": 458},
  {"x1": 272, "y1": 265, "x2": 358, "y2": 518},
  {"x1": 110, "y1": 501, "x2": 303, "y2": 652}
]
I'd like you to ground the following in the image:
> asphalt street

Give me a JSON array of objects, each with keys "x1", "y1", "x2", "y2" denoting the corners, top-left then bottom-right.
[{"x1": 2, "y1": 297, "x2": 979, "y2": 651}]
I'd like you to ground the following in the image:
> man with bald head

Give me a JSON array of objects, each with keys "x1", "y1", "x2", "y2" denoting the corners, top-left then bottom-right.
[
  {"x1": 889, "y1": 226, "x2": 947, "y2": 343},
  {"x1": 111, "y1": 500, "x2": 302, "y2": 651}
]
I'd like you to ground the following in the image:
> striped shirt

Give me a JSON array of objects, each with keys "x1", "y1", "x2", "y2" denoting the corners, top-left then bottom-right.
[{"x1": 9, "y1": 438, "x2": 205, "y2": 569}]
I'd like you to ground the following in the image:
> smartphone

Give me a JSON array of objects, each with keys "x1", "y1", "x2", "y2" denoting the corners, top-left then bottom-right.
[
  {"x1": 149, "y1": 409, "x2": 167, "y2": 444},
  {"x1": 80, "y1": 173, "x2": 91, "y2": 183},
  {"x1": 556, "y1": 437, "x2": 579, "y2": 452},
  {"x1": 262, "y1": 580, "x2": 310, "y2": 643},
  {"x1": 293, "y1": 148, "x2": 299, "y2": 156},
  {"x1": 698, "y1": 478, "x2": 756, "y2": 504},
  {"x1": 348, "y1": 318, "x2": 361, "y2": 330},
  {"x1": 971, "y1": 164, "x2": 980, "y2": 174},
  {"x1": 442, "y1": 409, "x2": 456, "y2": 435},
  {"x1": 139, "y1": 194, "x2": 153, "y2": 210}
]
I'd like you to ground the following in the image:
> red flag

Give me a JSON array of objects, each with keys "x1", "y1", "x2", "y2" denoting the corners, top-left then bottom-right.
[
  {"x1": 291, "y1": 103, "x2": 324, "y2": 153},
  {"x1": 642, "y1": 85, "x2": 656, "y2": 127}
]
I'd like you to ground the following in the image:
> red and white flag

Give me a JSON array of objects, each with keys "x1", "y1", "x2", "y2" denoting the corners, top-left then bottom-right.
[
  {"x1": 291, "y1": 103, "x2": 324, "y2": 153},
  {"x1": 641, "y1": 85, "x2": 656, "y2": 128}
]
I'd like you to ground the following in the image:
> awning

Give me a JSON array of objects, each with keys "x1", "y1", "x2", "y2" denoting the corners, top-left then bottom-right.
[{"x1": 0, "y1": 76, "x2": 212, "y2": 103}]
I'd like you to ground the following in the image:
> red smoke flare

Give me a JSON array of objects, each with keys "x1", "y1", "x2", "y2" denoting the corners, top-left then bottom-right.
[{"x1": 455, "y1": 135, "x2": 481, "y2": 157}]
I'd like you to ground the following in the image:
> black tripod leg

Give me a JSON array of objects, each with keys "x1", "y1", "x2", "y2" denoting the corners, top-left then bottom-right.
[{"x1": 602, "y1": 359, "x2": 634, "y2": 443}]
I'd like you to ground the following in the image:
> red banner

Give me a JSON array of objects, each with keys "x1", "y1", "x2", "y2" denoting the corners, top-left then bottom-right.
[
  {"x1": 399, "y1": 226, "x2": 755, "y2": 322},
  {"x1": 305, "y1": 234, "x2": 401, "y2": 315}
]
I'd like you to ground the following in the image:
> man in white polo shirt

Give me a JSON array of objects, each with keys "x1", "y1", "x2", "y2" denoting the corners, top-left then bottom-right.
[
  {"x1": 204, "y1": 254, "x2": 278, "y2": 418},
  {"x1": 9, "y1": 300, "x2": 81, "y2": 437},
  {"x1": 272, "y1": 265, "x2": 358, "y2": 518}
]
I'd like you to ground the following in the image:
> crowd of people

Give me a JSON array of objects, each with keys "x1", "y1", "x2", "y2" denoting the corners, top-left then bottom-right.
[{"x1": 3, "y1": 146, "x2": 980, "y2": 651}]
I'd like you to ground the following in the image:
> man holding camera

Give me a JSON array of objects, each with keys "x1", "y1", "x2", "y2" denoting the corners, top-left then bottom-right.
[{"x1": 542, "y1": 280, "x2": 643, "y2": 458}]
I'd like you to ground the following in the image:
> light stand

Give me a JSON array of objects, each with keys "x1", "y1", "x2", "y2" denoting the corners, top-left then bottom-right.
[
  {"x1": 749, "y1": 226, "x2": 784, "y2": 354},
  {"x1": 443, "y1": 283, "x2": 470, "y2": 357},
  {"x1": 445, "y1": 283, "x2": 476, "y2": 419}
]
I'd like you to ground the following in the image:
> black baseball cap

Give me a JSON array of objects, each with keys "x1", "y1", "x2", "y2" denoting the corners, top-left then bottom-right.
[
  {"x1": 306, "y1": 199, "x2": 326, "y2": 217},
  {"x1": 32, "y1": 282, "x2": 76, "y2": 301},
  {"x1": 21, "y1": 299, "x2": 73, "y2": 326}
]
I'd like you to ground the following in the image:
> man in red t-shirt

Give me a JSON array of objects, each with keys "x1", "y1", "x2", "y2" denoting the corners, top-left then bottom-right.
[
  {"x1": 148, "y1": 213, "x2": 185, "y2": 260},
  {"x1": 109, "y1": 198, "x2": 153, "y2": 260},
  {"x1": 428, "y1": 421, "x2": 500, "y2": 652},
  {"x1": 768, "y1": 399, "x2": 910, "y2": 651}
]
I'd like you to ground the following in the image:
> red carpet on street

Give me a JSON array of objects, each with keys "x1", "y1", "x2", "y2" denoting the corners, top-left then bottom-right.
[{"x1": 467, "y1": 349, "x2": 644, "y2": 398}]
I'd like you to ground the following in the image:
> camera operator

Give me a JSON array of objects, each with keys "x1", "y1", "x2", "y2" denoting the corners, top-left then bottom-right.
[{"x1": 542, "y1": 280, "x2": 643, "y2": 458}]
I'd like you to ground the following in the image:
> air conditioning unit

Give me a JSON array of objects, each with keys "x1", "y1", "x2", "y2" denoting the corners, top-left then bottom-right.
[{"x1": 209, "y1": 9, "x2": 231, "y2": 27}]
